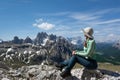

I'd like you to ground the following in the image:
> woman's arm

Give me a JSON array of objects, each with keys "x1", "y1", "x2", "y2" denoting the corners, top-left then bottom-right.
[{"x1": 75, "y1": 40, "x2": 95, "y2": 57}]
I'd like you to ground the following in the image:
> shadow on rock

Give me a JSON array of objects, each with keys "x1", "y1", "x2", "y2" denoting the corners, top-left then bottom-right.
[
  {"x1": 64, "y1": 76, "x2": 80, "y2": 80},
  {"x1": 99, "y1": 69, "x2": 120, "y2": 77}
]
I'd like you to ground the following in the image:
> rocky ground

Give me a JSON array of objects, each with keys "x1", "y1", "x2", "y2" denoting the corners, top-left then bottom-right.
[{"x1": 0, "y1": 61, "x2": 120, "y2": 80}]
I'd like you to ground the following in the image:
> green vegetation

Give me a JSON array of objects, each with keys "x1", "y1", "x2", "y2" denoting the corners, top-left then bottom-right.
[
  {"x1": 96, "y1": 43, "x2": 120, "y2": 65},
  {"x1": 95, "y1": 54, "x2": 120, "y2": 65}
]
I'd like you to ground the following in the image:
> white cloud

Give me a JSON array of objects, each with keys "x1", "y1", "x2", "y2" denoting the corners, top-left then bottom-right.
[
  {"x1": 94, "y1": 19, "x2": 120, "y2": 25},
  {"x1": 69, "y1": 8, "x2": 120, "y2": 26},
  {"x1": 33, "y1": 22, "x2": 55, "y2": 30},
  {"x1": 70, "y1": 13, "x2": 100, "y2": 21},
  {"x1": 92, "y1": 8, "x2": 118, "y2": 15},
  {"x1": 94, "y1": 31, "x2": 100, "y2": 34},
  {"x1": 106, "y1": 33, "x2": 120, "y2": 42},
  {"x1": 95, "y1": 33, "x2": 120, "y2": 42},
  {"x1": 35, "y1": 12, "x2": 70, "y2": 17},
  {"x1": 33, "y1": 18, "x2": 55, "y2": 30},
  {"x1": 49, "y1": 30, "x2": 83, "y2": 38},
  {"x1": 35, "y1": 18, "x2": 43, "y2": 23},
  {"x1": 108, "y1": 34, "x2": 114, "y2": 37},
  {"x1": 55, "y1": 25, "x2": 71, "y2": 31}
]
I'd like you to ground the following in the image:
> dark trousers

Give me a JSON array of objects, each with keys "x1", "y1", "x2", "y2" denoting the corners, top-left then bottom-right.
[{"x1": 61, "y1": 55, "x2": 98, "y2": 72}]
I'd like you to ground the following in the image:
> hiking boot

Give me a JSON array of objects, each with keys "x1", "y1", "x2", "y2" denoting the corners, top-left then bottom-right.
[
  {"x1": 60, "y1": 70, "x2": 72, "y2": 78},
  {"x1": 55, "y1": 63, "x2": 65, "y2": 71}
]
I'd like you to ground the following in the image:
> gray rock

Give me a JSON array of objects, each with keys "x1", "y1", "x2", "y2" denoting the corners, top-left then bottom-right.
[
  {"x1": 1, "y1": 78, "x2": 10, "y2": 80},
  {"x1": 0, "y1": 61, "x2": 9, "y2": 70},
  {"x1": 81, "y1": 68, "x2": 103, "y2": 80},
  {"x1": 0, "y1": 62, "x2": 120, "y2": 80}
]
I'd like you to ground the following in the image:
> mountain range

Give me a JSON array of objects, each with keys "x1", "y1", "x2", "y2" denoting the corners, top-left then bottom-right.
[{"x1": 0, "y1": 32, "x2": 120, "y2": 65}]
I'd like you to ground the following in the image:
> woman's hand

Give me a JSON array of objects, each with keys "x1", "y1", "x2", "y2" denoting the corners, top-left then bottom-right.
[{"x1": 72, "y1": 51, "x2": 76, "y2": 55}]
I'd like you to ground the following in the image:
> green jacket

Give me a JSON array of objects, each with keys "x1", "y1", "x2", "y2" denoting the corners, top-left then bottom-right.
[{"x1": 75, "y1": 39, "x2": 96, "y2": 59}]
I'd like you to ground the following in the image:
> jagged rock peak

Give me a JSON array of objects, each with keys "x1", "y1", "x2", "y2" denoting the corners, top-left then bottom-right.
[
  {"x1": 34, "y1": 32, "x2": 48, "y2": 45},
  {"x1": 12, "y1": 36, "x2": 23, "y2": 44},
  {"x1": 24, "y1": 36, "x2": 33, "y2": 43}
]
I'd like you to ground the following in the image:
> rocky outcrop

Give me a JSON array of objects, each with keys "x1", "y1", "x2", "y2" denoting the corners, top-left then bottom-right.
[{"x1": 0, "y1": 61, "x2": 120, "y2": 80}]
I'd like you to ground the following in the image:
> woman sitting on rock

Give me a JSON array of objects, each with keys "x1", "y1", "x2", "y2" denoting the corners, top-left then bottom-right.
[{"x1": 55, "y1": 27, "x2": 98, "y2": 78}]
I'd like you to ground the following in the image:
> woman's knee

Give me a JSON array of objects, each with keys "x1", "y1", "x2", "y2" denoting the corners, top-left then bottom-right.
[
  {"x1": 70, "y1": 54, "x2": 77, "y2": 62},
  {"x1": 72, "y1": 54, "x2": 77, "y2": 58}
]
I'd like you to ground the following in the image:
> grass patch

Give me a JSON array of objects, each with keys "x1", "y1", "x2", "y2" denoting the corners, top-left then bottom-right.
[
  {"x1": 73, "y1": 63, "x2": 120, "y2": 72},
  {"x1": 98, "y1": 63, "x2": 120, "y2": 72}
]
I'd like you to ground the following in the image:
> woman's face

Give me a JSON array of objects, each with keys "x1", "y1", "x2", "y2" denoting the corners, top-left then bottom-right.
[{"x1": 84, "y1": 35, "x2": 87, "y2": 37}]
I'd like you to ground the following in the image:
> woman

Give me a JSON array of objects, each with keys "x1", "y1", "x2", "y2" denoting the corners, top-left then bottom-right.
[{"x1": 55, "y1": 27, "x2": 98, "y2": 78}]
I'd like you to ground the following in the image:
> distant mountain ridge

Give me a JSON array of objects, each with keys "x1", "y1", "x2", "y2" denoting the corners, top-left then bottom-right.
[{"x1": 0, "y1": 32, "x2": 120, "y2": 65}]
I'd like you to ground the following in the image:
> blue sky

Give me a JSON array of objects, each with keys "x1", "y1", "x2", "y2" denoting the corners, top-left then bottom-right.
[{"x1": 0, "y1": 0, "x2": 120, "y2": 42}]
